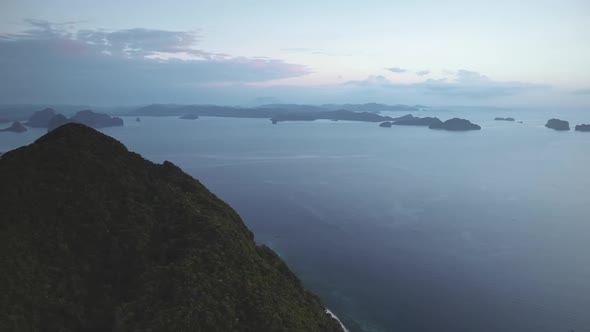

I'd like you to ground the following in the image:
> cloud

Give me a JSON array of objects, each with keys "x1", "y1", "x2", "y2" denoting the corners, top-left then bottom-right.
[
  {"x1": 572, "y1": 88, "x2": 590, "y2": 95},
  {"x1": 76, "y1": 28, "x2": 205, "y2": 58},
  {"x1": 0, "y1": 21, "x2": 309, "y2": 104},
  {"x1": 0, "y1": 21, "x2": 570, "y2": 107},
  {"x1": 454, "y1": 69, "x2": 490, "y2": 83},
  {"x1": 344, "y1": 75, "x2": 391, "y2": 87},
  {"x1": 416, "y1": 70, "x2": 430, "y2": 76},
  {"x1": 386, "y1": 67, "x2": 407, "y2": 73},
  {"x1": 344, "y1": 70, "x2": 549, "y2": 99}
]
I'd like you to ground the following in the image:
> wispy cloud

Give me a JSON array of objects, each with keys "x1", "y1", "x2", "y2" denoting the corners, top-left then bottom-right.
[
  {"x1": 415, "y1": 70, "x2": 430, "y2": 76},
  {"x1": 386, "y1": 67, "x2": 407, "y2": 73},
  {"x1": 345, "y1": 70, "x2": 549, "y2": 99},
  {"x1": 0, "y1": 20, "x2": 309, "y2": 104}
]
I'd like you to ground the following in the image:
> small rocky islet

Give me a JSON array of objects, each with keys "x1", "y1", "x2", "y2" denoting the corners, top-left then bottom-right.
[
  {"x1": 429, "y1": 118, "x2": 481, "y2": 131},
  {"x1": 379, "y1": 115, "x2": 481, "y2": 131},
  {"x1": 0, "y1": 121, "x2": 27, "y2": 133},
  {"x1": 545, "y1": 118, "x2": 570, "y2": 131},
  {"x1": 377, "y1": 114, "x2": 588, "y2": 133}
]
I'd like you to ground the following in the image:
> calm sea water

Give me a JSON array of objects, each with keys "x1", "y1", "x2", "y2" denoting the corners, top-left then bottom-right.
[{"x1": 2, "y1": 109, "x2": 589, "y2": 332}]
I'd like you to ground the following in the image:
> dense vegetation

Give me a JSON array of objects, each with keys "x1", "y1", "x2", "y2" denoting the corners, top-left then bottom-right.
[{"x1": 0, "y1": 123, "x2": 343, "y2": 332}]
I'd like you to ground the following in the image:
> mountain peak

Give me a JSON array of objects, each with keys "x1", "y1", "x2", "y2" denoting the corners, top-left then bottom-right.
[
  {"x1": 0, "y1": 126, "x2": 344, "y2": 331},
  {"x1": 34, "y1": 122, "x2": 128, "y2": 154}
]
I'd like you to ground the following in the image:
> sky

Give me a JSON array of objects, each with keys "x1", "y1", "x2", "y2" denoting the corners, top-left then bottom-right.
[{"x1": 0, "y1": 0, "x2": 589, "y2": 107}]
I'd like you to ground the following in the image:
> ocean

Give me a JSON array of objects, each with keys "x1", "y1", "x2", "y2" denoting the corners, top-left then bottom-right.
[{"x1": 2, "y1": 108, "x2": 589, "y2": 331}]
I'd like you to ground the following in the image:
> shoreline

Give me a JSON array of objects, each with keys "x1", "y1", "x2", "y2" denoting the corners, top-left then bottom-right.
[{"x1": 326, "y1": 308, "x2": 349, "y2": 332}]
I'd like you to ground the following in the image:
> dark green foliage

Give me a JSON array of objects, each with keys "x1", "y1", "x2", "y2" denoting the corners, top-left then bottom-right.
[{"x1": 0, "y1": 124, "x2": 343, "y2": 332}]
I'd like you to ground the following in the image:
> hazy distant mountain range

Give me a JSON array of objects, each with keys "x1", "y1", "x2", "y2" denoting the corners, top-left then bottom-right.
[
  {"x1": 0, "y1": 103, "x2": 425, "y2": 121},
  {"x1": 126, "y1": 103, "x2": 425, "y2": 123},
  {"x1": 0, "y1": 105, "x2": 137, "y2": 121}
]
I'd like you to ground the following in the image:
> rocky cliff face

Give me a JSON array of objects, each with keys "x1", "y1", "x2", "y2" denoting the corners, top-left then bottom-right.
[{"x1": 0, "y1": 124, "x2": 343, "y2": 332}]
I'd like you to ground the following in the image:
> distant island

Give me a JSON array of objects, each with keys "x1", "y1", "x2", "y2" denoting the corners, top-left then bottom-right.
[
  {"x1": 271, "y1": 110, "x2": 395, "y2": 123},
  {"x1": 0, "y1": 124, "x2": 345, "y2": 332},
  {"x1": 128, "y1": 103, "x2": 421, "y2": 120},
  {"x1": 6, "y1": 104, "x2": 589, "y2": 137},
  {"x1": 69, "y1": 110, "x2": 124, "y2": 128},
  {"x1": 23, "y1": 109, "x2": 124, "y2": 132},
  {"x1": 25, "y1": 108, "x2": 56, "y2": 127},
  {"x1": 0, "y1": 104, "x2": 100, "y2": 121},
  {"x1": 392, "y1": 114, "x2": 443, "y2": 127},
  {"x1": 180, "y1": 114, "x2": 199, "y2": 120},
  {"x1": 47, "y1": 114, "x2": 71, "y2": 132},
  {"x1": 0, "y1": 121, "x2": 27, "y2": 133},
  {"x1": 377, "y1": 115, "x2": 481, "y2": 131},
  {"x1": 545, "y1": 118, "x2": 570, "y2": 131},
  {"x1": 429, "y1": 118, "x2": 482, "y2": 131}
]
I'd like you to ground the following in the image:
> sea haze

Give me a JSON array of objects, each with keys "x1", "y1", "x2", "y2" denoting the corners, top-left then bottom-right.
[{"x1": 2, "y1": 108, "x2": 589, "y2": 332}]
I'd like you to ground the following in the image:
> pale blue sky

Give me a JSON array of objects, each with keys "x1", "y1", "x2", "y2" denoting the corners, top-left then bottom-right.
[{"x1": 1, "y1": 0, "x2": 589, "y2": 106}]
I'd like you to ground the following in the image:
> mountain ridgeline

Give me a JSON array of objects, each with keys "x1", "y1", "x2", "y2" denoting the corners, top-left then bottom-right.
[
  {"x1": 21, "y1": 108, "x2": 124, "y2": 132},
  {"x1": 0, "y1": 124, "x2": 344, "y2": 332}
]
